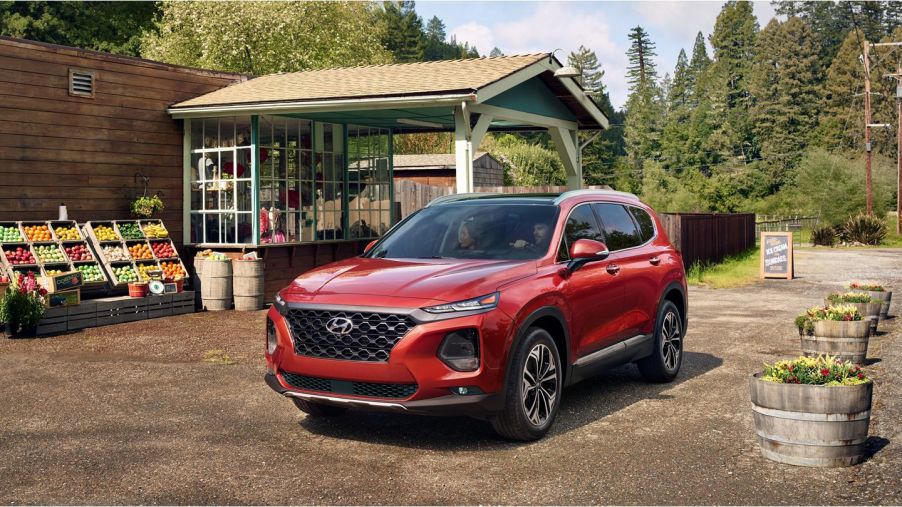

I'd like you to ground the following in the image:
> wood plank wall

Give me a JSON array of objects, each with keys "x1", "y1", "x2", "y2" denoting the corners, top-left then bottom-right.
[
  {"x1": 0, "y1": 37, "x2": 245, "y2": 253},
  {"x1": 658, "y1": 213, "x2": 756, "y2": 267}
]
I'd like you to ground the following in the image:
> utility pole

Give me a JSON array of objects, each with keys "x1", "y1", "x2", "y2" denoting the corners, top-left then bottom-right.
[
  {"x1": 875, "y1": 40, "x2": 902, "y2": 233},
  {"x1": 863, "y1": 39, "x2": 874, "y2": 215}
]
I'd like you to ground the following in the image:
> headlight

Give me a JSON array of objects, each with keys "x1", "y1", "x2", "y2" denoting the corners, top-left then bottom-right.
[
  {"x1": 266, "y1": 318, "x2": 278, "y2": 355},
  {"x1": 423, "y1": 292, "x2": 499, "y2": 314},
  {"x1": 438, "y1": 329, "x2": 479, "y2": 371}
]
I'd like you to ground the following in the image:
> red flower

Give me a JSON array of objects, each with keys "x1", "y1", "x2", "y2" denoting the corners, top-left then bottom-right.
[
  {"x1": 820, "y1": 368, "x2": 830, "y2": 376},
  {"x1": 854, "y1": 365, "x2": 861, "y2": 372},
  {"x1": 38, "y1": 288, "x2": 47, "y2": 296},
  {"x1": 858, "y1": 373, "x2": 864, "y2": 379},
  {"x1": 788, "y1": 365, "x2": 794, "y2": 372}
]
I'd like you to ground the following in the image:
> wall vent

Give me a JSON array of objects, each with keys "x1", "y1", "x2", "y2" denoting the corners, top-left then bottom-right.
[{"x1": 69, "y1": 69, "x2": 95, "y2": 98}]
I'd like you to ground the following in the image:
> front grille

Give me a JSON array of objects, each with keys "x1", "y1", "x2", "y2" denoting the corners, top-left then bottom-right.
[
  {"x1": 281, "y1": 372, "x2": 418, "y2": 399},
  {"x1": 285, "y1": 308, "x2": 416, "y2": 362}
]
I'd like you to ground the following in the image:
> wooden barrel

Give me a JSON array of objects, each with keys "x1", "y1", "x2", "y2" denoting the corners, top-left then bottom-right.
[
  {"x1": 192, "y1": 256, "x2": 206, "y2": 310},
  {"x1": 865, "y1": 290, "x2": 892, "y2": 319},
  {"x1": 232, "y1": 259, "x2": 264, "y2": 311},
  {"x1": 825, "y1": 300, "x2": 881, "y2": 336},
  {"x1": 801, "y1": 320, "x2": 870, "y2": 364},
  {"x1": 200, "y1": 259, "x2": 232, "y2": 311},
  {"x1": 749, "y1": 374, "x2": 873, "y2": 467}
]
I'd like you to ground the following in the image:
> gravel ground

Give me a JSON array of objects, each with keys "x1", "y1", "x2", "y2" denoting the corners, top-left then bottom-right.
[{"x1": 0, "y1": 248, "x2": 900, "y2": 505}]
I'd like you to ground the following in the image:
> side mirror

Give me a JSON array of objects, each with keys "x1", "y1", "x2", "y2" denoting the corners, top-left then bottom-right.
[
  {"x1": 567, "y1": 239, "x2": 610, "y2": 272},
  {"x1": 363, "y1": 239, "x2": 378, "y2": 254}
]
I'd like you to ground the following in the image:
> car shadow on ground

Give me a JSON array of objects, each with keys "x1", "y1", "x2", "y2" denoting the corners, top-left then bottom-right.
[{"x1": 298, "y1": 351, "x2": 723, "y2": 450}]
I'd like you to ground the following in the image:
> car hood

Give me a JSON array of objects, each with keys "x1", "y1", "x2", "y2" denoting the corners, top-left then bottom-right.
[{"x1": 282, "y1": 257, "x2": 536, "y2": 303}]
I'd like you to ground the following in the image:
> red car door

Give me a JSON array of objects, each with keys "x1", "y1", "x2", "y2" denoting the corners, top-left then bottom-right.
[
  {"x1": 558, "y1": 203, "x2": 626, "y2": 357},
  {"x1": 592, "y1": 203, "x2": 659, "y2": 338}
]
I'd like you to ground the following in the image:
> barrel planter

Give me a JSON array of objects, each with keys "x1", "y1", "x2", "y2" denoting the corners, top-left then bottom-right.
[
  {"x1": 749, "y1": 374, "x2": 873, "y2": 467},
  {"x1": 864, "y1": 290, "x2": 892, "y2": 319},
  {"x1": 192, "y1": 256, "x2": 206, "y2": 310},
  {"x1": 200, "y1": 259, "x2": 232, "y2": 311},
  {"x1": 825, "y1": 299, "x2": 881, "y2": 336},
  {"x1": 800, "y1": 320, "x2": 870, "y2": 364},
  {"x1": 232, "y1": 259, "x2": 264, "y2": 311}
]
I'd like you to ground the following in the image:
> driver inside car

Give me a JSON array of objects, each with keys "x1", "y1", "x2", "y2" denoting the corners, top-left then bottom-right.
[{"x1": 511, "y1": 222, "x2": 551, "y2": 252}]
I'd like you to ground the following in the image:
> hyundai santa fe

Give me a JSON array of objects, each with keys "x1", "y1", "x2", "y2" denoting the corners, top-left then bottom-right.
[{"x1": 265, "y1": 190, "x2": 687, "y2": 440}]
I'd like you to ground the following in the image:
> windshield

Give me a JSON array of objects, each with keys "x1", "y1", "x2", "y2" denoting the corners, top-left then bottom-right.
[{"x1": 367, "y1": 203, "x2": 560, "y2": 260}]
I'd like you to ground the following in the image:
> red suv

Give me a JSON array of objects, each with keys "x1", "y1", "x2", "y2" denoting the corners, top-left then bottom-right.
[{"x1": 265, "y1": 190, "x2": 687, "y2": 440}]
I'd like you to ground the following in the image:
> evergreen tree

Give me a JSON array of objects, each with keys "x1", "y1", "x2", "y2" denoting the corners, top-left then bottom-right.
[
  {"x1": 423, "y1": 16, "x2": 446, "y2": 60},
  {"x1": 568, "y1": 45, "x2": 606, "y2": 96},
  {"x1": 749, "y1": 17, "x2": 821, "y2": 192},
  {"x1": 659, "y1": 50, "x2": 692, "y2": 170},
  {"x1": 817, "y1": 29, "x2": 864, "y2": 152},
  {"x1": 379, "y1": 1, "x2": 424, "y2": 63},
  {"x1": 668, "y1": 49, "x2": 691, "y2": 109},
  {"x1": 489, "y1": 47, "x2": 504, "y2": 57},
  {"x1": 706, "y1": 0, "x2": 759, "y2": 163},
  {"x1": 623, "y1": 26, "x2": 663, "y2": 172}
]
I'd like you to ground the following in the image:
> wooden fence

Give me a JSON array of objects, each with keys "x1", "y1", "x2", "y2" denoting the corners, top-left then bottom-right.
[
  {"x1": 659, "y1": 213, "x2": 757, "y2": 267},
  {"x1": 393, "y1": 181, "x2": 610, "y2": 218}
]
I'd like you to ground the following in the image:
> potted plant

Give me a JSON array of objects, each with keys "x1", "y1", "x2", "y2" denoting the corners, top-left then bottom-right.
[
  {"x1": 130, "y1": 194, "x2": 164, "y2": 218},
  {"x1": 796, "y1": 305, "x2": 869, "y2": 364},
  {"x1": 0, "y1": 272, "x2": 47, "y2": 338},
  {"x1": 826, "y1": 292, "x2": 881, "y2": 336},
  {"x1": 847, "y1": 281, "x2": 892, "y2": 319},
  {"x1": 750, "y1": 355, "x2": 872, "y2": 467}
]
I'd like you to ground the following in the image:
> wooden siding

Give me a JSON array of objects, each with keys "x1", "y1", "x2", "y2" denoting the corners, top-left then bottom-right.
[
  {"x1": 0, "y1": 37, "x2": 244, "y2": 254},
  {"x1": 658, "y1": 213, "x2": 756, "y2": 267}
]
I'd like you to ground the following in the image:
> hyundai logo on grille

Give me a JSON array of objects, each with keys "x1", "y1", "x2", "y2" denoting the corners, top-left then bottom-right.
[{"x1": 325, "y1": 317, "x2": 354, "y2": 336}]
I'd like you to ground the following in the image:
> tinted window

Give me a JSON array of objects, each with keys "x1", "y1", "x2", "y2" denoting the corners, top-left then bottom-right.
[
  {"x1": 558, "y1": 204, "x2": 604, "y2": 260},
  {"x1": 629, "y1": 206, "x2": 656, "y2": 242},
  {"x1": 593, "y1": 203, "x2": 642, "y2": 251},
  {"x1": 367, "y1": 203, "x2": 559, "y2": 260}
]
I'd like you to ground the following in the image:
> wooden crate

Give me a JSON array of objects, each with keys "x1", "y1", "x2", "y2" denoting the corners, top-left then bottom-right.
[
  {"x1": 36, "y1": 305, "x2": 68, "y2": 335},
  {"x1": 35, "y1": 291, "x2": 197, "y2": 335},
  {"x1": 48, "y1": 220, "x2": 84, "y2": 242},
  {"x1": 114, "y1": 220, "x2": 146, "y2": 241},
  {"x1": 172, "y1": 291, "x2": 195, "y2": 315},
  {"x1": 146, "y1": 293, "x2": 174, "y2": 319},
  {"x1": 67, "y1": 299, "x2": 98, "y2": 331}
]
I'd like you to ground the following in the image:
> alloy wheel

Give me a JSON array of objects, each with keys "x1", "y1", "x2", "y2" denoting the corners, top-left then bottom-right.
[
  {"x1": 661, "y1": 311, "x2": 682, "y2": 370},
  {"x1": 522, "y1": 343, "x2": 558, "y2": 426}
]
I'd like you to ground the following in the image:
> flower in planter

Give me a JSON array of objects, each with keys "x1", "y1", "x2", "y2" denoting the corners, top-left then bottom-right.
[
  {"x1": 847, "y1": 280, "x2": 885, "y2": 292},
  {"x1": 827, "y1": 291, "x2": 873, "y2": 304},
  {"x1": 130, "y1": 194, "x2": 164, "y2": 218},
  {"x1": 795, "y1": 304, "x2": 862, "y2": 335},
  {"x1": 0, "y1": 272, "x2": 47, "y2": 336},
  {"x1": 762, "y1": 355, "x2": 869, "y2": 386}
]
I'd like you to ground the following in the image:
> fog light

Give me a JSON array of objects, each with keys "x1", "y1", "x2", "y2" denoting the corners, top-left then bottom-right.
[
  {"x1": 266, "y1": 318, "x2": 278, "y2": 355},
  {"x1": 438, "y1": 329, "x2": 479, "y2": 371},
  {"x1": 451, "y1": 386, "x2": 484, "y2": 395}
]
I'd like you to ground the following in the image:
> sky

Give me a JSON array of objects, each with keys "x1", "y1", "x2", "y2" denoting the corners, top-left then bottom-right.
[{"x1": 416, "y1": 1, "x2": 779, "y2": 109}]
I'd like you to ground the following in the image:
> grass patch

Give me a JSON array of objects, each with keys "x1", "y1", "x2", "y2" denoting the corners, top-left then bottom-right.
[
  {"x1": 883, "y1": 214, "x2": 902, "y2": 248},
  {"x1": 202, "y1": 349, "x2": 238, "y2": 365},
  {"x1": 686, "y1": 247, "x2": 760, "y2": 289}
]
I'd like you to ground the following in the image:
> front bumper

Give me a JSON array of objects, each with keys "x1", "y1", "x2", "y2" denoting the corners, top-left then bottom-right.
[{"x1": 265, "y1": 372, "x2": 504, "y2": 416}]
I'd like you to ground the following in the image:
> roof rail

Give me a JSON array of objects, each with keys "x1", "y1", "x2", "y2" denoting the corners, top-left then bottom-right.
[
  {"x1": 424, "y1": 193, "x2": 500, "y2": 207},
  {"x1": 553, "y1": 189, "x2": 639, "y2": 205}
]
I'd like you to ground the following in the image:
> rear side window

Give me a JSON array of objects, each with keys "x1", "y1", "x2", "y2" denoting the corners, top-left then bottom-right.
[
  {"x1": 629, "y1": 206, "x2": 656, "y2": 242},
  {"x1": 593, "y1": 203, "x2": 642, "y2": 251},
  {"x1": 557, "y1": 204, "x2": 604, "y2": 261}
]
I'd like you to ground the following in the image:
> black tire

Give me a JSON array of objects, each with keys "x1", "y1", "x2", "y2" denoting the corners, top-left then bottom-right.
[
  {"x1": 491, "y1": 327, "x2": 562, "y2": 441},
  {"x1": 292, "y1": 398, "x2": 348, "y2": 417},
  {"x1": 637, "y1": 300, "x2": 683, "y2": 383}
]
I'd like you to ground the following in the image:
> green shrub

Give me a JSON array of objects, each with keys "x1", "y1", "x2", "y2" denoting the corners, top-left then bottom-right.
[
  {"x1": 843, "y1": 212, "x2": 887, "y2": 245},
  {"x1": 826, "y1": 292, "x2": 873, "y2": 304},
  {"x1": 810, "y1": 224, "x2": 836, "y2": 246},
  {"x1": 795, "y1": 304, "x2": 862, "y2": 335}
]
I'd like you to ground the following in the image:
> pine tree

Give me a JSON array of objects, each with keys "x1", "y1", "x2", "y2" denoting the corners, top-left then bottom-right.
[
  {"x1": 749, "y1": 17, "x2": 821, "y2": 192},
  {"x1": 686, "y1": 31, "x2": 711, "y2": 108},
  {"x1": 567, "y1": 45, "x2": 605, "y2": 97},
  {"x1": 423, "y1": 16, "x2": 446, "y2": 60},
  {"x1": 817, "y1": 29, "x2": 864, "y2": 152},
  {"x1": 669, "y1": 49, "x2": 691, "y2": 109},
  {"x1": 623, "y1": 25, "x2": 663, "y2": 172},
  {"x1": 489, "y1": 47, "x2": 504, "y2": 57},
  {"x1": 660, "y1": 50, "x2": 692, "y2": 170},
  {"x1": 379, "y1": 1, "x2": 424, "y2": 62}
]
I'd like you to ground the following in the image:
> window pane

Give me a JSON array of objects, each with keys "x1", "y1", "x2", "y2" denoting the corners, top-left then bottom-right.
[
  {"x1": 630, "y1": 206, "x2": 656, "y2": 242},
  {"x1": 237, "y1": 213, "x2": 253, "y2": 244},
  {"x1": 593, "y1": 203, "x2": 642, "y2": 251},
  {"x1": 559, "y1": 204, "x2": 604, "y2": 260}
]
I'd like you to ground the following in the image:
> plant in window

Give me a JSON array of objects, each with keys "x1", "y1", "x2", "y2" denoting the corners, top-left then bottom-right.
[
  {"x1": 130, "y1": 194, "x2": 164, "y2": 218},
  {"x1": 0, "y1": 272, "x2": 47, "y2": 337}
]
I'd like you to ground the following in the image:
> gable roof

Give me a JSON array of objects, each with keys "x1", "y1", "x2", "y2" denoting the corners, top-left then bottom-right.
[
  {"x1": 172, "y1": 54, "x2": 548, "y2": 109},
  {"x1": 393, "y1": 152, "x2": 497, "y2": 170}
]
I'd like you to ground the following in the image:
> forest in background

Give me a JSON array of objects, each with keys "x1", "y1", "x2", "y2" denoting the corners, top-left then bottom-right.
[{"x1": 2, "y1": 0, "x2": 900, "y2": 223}]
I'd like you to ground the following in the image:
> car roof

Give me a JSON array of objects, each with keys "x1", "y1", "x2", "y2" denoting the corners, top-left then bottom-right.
[{"x1": 426, "y1": 190, "x2": 640, "y2": 208}]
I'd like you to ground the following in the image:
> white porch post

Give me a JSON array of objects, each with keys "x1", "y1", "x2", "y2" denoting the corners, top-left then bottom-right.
[
  {"x1": 454, "y1": 105, "x2": 473, "y2": 193},
  {"x1": 549, "y1": 126, "x2": 582, "y2": 190}
]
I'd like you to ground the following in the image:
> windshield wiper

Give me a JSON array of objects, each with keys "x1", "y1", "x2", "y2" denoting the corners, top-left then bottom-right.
[{"x1": 416, "y1": 255, "x2": 445, "y2": 259}]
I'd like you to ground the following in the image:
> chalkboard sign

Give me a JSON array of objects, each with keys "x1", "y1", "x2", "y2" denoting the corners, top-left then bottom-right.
[{"x1": 760, "y1": 232, "x2": 794, "y2": 279}]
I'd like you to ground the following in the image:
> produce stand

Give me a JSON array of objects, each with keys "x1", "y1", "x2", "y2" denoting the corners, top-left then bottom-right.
[
  {"x1": 35, "y1": 291, "x2": 195, "y2": 335},
  {"x1": 84, "y1": 219, "x2": 189, "y2": 289}
]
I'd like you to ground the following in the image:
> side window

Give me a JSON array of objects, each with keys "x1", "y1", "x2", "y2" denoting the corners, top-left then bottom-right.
[
  {"x1": 593, "y1": 203, "x2": 642, "y2": 251},
  {"x1": 557, "y1": 204, "x2": 604, "y2": 261},
  {"x1": 629, "y1": 206, "x2": 656, "y2": 243}
]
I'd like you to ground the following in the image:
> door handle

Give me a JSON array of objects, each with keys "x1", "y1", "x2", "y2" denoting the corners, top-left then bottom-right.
[
  {"x1": 649, "y1": 256, "x2": 661, "y2": 265},
  {"x1": 606, "y1": 264, "x2": 620, "y2": 275}
]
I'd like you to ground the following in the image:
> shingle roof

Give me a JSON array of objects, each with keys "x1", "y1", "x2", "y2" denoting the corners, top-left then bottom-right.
[
  {"x1": 171, "y1": 54, "x2": 549, "y2": 108},
  {"x1": 393, "y1": 152, "x2": 493, "y2": 170}
]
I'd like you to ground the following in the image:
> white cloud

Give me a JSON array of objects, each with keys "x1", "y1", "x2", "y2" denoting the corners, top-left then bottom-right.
[
  {"x1": 630, "y1": 1, "x2": 723, "y2": 43},
  {"x1": 449, "y1": 2, "x2": 631, "y2": 107}
]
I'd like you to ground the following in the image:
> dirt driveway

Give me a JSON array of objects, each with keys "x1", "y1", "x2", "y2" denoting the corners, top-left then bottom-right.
[{"x1": 1, "y1": 248, "x2": 900, "y2": 505}]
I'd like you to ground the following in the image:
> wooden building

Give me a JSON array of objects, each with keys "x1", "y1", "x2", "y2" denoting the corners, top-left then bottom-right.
[{"x1": 393, "y1": 152, "x2": 504, "y2": 188}]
